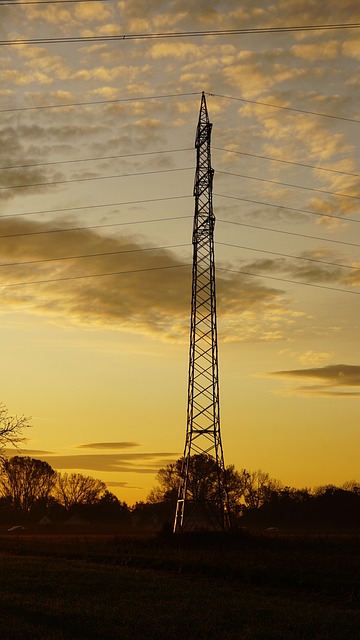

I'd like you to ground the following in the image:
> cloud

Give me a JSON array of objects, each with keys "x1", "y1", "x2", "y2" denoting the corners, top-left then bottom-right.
[
  {"x1": 279, "y1": 348, "x2": 333, "y2": 366},
  {"x1": 291, "y1": 41, "x2": 340, "y2": 61},
  {"x1": 0, "y1": 214, "x2": 299, "y2": 342},
  {"x1": 107, "y1": 481, "x2": 142, "y2": 489},
  {"x1": 150, "y1": 43, "x2": 202, "y2": 61},
  {"x1": 76, "y1": 442, "x2": 140, "y2": 450},
  {"x1": 0, "y1": 99, "x2": 166, "y2": 189},
  {"x1": 4, "y1": 448, "x2": 55, "y2": 457},
  {"x1": 343, "y1": 39, "x2": 360, "y2": 60},
  {"x1": 267, "y1": 363, "x2": 360, "y2": 397},
  {"x1": 297, "y1": 390, "x2": 360, "y2": 398},
  {"x1": 297, "y1": 350, "x2": 332, "y2": 366},
  {"x1": 234, "y1": 245, "x2": 360, "y2": 294},
  {"x1": 32, "y1": 452, "x2": 178, "y2": 473},
  {"x1": 24, "y1": 0, "x2": 112, "y2": 30},
  {"x1": 5, "y1": 446, "x2": 178, "y2": 475},
  {"x1": 2, "y1": 0, "x2": 358, "y2": 348},
  {"x1": 274, "y1": 0, "x2": 360, "y2": 25},
  {"x1": 272, "y1": 364, "x2": 360, "y2": 385}
]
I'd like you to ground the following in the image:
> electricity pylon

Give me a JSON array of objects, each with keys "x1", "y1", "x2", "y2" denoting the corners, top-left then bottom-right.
[{"x1": 173, "y1": 92, "x2": 231, "y2": 533}]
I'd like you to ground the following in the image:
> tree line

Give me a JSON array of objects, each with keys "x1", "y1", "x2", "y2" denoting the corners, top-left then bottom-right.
[
  {"x1": 0, "y1": 456, "x2": 131, "y2": 525},
  {"x1": 0, "y1": 404, "x2": 358, "y2": 530},
  {"x1": 0, "y1": 406, "x2": 130, "y2": 526},
  {"x1": 143, "y1": 454, "x2": 360, "y2": 531}
]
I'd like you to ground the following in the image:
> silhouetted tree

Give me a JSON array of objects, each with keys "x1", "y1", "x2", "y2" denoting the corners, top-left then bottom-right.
[
  {"x1": 0, "y1": 495, "x2": 14, "y2": 521},
  {"x1": 148, "y1": 461, "x2": 180, "y2": 503},
  {"x1": 148, "y1": 458, "x2": 360, "y2": 531},
  {"x1": 240, "y1": 483, "x2": 360, "y2": 530},
  {"x1": 243, "y1": 486, "x2": 312, "y2": 527},
  {"x1": 132, "y1": 500, "x2": 174, "y2": 530},
  {"x1": 0, "y1": 404, "x2": 31, "y2": 460},
  {"x1": 0, "y1": 456, "x2": 56, "y2": 513},
  {"x1": 54, "y1": 472, "x2": 106, "y2": 510},
  {"x1": 342, "y1": 480, "x2": 360, "y2": 495},
  {"x1": 310, "y1": 484, "x2": 360, "y2": 528},
  {"x1": 241, "y1": 469, "x2": 283, "y2": 510},
  {"x1": 148, "y1": 454, "x2": 248, "y2": 515},
  {"x1": 91, "y1": 491, "x2": 131, "y2": 524}
]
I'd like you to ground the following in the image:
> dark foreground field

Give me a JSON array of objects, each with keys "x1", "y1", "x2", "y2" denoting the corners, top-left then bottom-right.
[{"x1": 0, "y1": 529, "x2": 358, "y2": 639}]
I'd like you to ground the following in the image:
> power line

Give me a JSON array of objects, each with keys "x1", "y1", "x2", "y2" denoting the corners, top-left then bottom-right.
[
  {"x1": 1, "y1": 186, "x2": 357, "y2": 228},
  {"x1": 0, "y1": 215, "x2": 191, "y2": 240},
  {"x1": 2, "y1": 237, "x2": 357, "y2": 274},
  {"x1": 0, "y1": 90, "x2": 355, "y2": 128},
  {"x1": 0, "y1": 207, "x2": 357, "y2": 250},
  {"x1": 0, "y1": 243, "x2": 189, "y2": 269},
  {"x1": 217, "y1": 241, "x2": 360, "y2": 272},
  {"x1": 3, "y1": 146, "x2": 356, "y2": 181},
  {"x1": 0, "y1": 166, "x2": 193, "y2": 191},
  {"x1": 208, "y1": 93, "x2": 360, "y2": 124},
  {"x1": 1, "y1": 23, "x2": 359, "y2": 46},
  {"x1": 0, "y1": 195, "x2": 191, "y2": 220},
  {"x1": 0, "y1": 257, "x2": 358, "y2": 297},
  {"x1": 2, "y1": 163, "x2": 355, "y2": 201},
  {"x1": 213, "y1": 147, "x2": 360, "y2": 179},
  {"x1": 217, "y1": 266, "x2": 360, "y2": 296},
  {"x1": 217, "y1": 218, "x2": 360, "y2": 249},
  {"x1": 0, "y1": 92, "x2": 198, "y2": 114},
  {"x1": 215, "y1": 193, "x2": 360, "y2": 225},
  {"x1": 217, "y1": 170, "x2": 360, "y2": 201},
  {"x1": 0, "y1": 148, "x2": 192, "y2": 171},
  {"x1": 0, "y1": 263, "x2": 191, "y2": 289}
]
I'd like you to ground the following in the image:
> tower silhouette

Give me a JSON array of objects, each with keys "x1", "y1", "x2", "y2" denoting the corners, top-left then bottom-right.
[{"x1": 173, "y1": 92, "x2": 231, "y2": 533}]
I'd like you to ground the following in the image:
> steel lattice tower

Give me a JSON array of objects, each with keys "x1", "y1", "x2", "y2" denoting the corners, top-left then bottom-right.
[{"x1": 173, "y1": 92, "x2": 231, "y2": 533}]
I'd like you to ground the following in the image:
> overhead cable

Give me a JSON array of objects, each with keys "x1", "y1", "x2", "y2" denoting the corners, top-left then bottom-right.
[
  {"x1": 1, "y1": 165, "x2": 356, "y2": 201},
  {"x1": 0, "y1": 215, "x2": 192, "y2": 240},
  {"x1": 0, "y1": 212, "x2": 358, "y2": 251},
  {"x1": 0, "y1": 166, "x2": 193, "y2": 191},
  {"x1": 215, "y1": 193, "x2": 360, "y2": 225},
  {"x1": 217, "y1": 170, "x2": 360, "y2": 201},
  {"x1": 208, "y1": 93, "x2": 360, "y2": 124},
  {"x1": 217, "y1": 266, "x2": 360, "y2": 296},
  {"x1": 217, "y1": 218, "x2": 360, "y2": 249},
  {"x1": 0, "y1": 91, "x2": 355, "y2": 126},
  {"x1": 1, "y1": 190, "x2": 358, "y2": 227},
  {"x1": 0, "y1": 263, "x2": 191, "y2": 289},
  {"x1": 1, "y1": 23, "x2": 359, "y2": 46},
  {"x1": 0, "y1": 261, "x2": 358, "y2": 297},
  {"x1": 0, "y1": 92, "x2": 198, "y2": 114},
  {"x1": 2, "y1": 147, "x2": 356, "y2": 182},
  {"x1": 2, "y1": 240, "x2": 358, "y2": 273},
  {"x1": 0, "y1": 195, "x2": 191, "y2": 220},
  {"x1": 0, "y1": 243, "x2": 189, "y2": 269},
  {"x1": 217, "y1": 242, "x2": 360, "y2": 272},
  {"x1": 213, "y1": 147, "x2": 360, "y2": 179},
  {"x1": 0, "y1": 148, "x2": 192, "y2": 171}
]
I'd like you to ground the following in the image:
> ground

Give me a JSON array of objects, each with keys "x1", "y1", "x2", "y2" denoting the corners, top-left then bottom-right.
[{"x1": 0, "y1": 528, "x2": 358, "y2": 639}]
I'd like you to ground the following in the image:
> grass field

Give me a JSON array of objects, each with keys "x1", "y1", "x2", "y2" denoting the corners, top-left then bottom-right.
[{"x1": 0, "y1": 529, "x2": 358, "y2": 639}]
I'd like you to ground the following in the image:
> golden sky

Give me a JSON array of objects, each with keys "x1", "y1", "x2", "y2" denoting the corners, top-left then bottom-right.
[{"x1": 1, "y1": 0, "x2": 359, "y2": 504}]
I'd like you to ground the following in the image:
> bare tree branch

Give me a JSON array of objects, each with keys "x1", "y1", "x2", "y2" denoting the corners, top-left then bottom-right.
[
  {"x1": 0, "y1": 403, "x2": 31, "y2": 461},
  {"x1": 0, "y1": 456, "x2": 55, "y2": 512},
  {"x1": 54, "y1": 472, "x2": 106, "y2": 510}
]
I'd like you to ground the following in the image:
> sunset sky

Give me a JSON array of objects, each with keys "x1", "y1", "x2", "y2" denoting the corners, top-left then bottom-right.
[{"x1": 1, "y1": 0, "x2": 359, "y2": 504}]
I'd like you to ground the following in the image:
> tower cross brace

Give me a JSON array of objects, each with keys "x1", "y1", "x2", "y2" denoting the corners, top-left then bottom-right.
[{"x1": 173, "y1": 92, "x2": 231, "y2": 533}]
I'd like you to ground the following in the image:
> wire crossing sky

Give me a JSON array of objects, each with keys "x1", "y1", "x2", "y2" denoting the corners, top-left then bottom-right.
[{"x1": 2, "y1": 22, "x2": 360, "y2": 45}]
